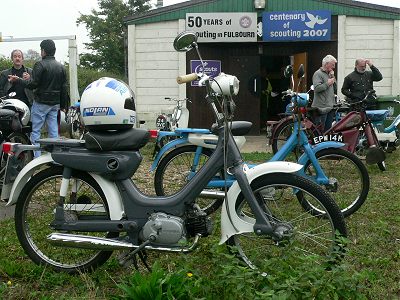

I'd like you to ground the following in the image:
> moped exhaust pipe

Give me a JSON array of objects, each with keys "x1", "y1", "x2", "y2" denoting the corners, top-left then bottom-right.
[
  {"x1": 47, "y1": 233, "x2": 200, "y2": 253},
  {"x1": 199, "y1": 190, "x2": 225, "y2": 199}
]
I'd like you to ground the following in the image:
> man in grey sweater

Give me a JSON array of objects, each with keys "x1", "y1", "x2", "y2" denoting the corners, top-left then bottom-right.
[{"x1": 311, "y1": 54, "x2": 337, "y2": 132}]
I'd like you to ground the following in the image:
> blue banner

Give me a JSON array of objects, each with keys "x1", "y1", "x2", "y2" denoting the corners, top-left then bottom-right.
[{"x1": 263, "y1": 10, "x2": 331, "y2": 42}]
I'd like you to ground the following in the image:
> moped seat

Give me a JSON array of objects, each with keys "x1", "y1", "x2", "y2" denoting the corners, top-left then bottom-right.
[
  {"x1": 366, "y1": 109, "x2": 389, "y2": 122},
  {"x1": 210, "y1": 121, "x2": 252, "y2": 136},
  {"x1": 84, "y1": 128, "x2": 150, "y2": 151}
]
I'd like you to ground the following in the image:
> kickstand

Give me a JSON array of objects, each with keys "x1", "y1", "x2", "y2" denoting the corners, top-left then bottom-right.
[{"x1": 138, "y1": 251, "x2": 151, "y2": 272}]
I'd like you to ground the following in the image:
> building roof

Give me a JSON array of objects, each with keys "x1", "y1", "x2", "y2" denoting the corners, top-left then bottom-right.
[{"x1": 124, "y1": 0, "x2": 400, "y2": 25}]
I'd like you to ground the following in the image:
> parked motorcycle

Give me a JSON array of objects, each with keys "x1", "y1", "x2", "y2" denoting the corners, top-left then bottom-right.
[
  {"x1": 366, "y1": 101, "x2": 400, "y2": 152},
  {"x1": 0, "y1": 92, "x2": 32, "y2": 197},
  {"x1": 156, "y1": 97, "x2": 190, "y2": 131},
  {"x1": 270, "y1": 90, "x2": 387, "y2": 170},
  {"x1": 3, "y1": 32, "x2": 346, "y2": 274}
]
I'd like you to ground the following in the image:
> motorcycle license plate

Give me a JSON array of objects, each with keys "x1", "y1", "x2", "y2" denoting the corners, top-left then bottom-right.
[
  {"x1": 156, "y1": 115, "x2": 167, "y2": 130},
  {"x1": 312, "y1": 133, "x2": 343, "y2": 144}
]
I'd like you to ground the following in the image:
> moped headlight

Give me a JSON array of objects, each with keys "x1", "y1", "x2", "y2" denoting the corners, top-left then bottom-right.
[{"x1": 211, "y1": 73, "x2": 240, "y2": 96}]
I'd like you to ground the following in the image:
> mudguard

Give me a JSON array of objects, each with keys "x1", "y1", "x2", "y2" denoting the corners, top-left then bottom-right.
[
  {"x1": 6, "y1": 153, "x2": 125, "y2": 220},
  {"x1": 297, "y1": 141, "x2": 345, "y2": 166},
  {"x1": 150, "y1": 137, "x2": 190, "y2": 171},
  {"x1": 384, "y1": 115, "x2": 400, "y2": 133},
  {"x1": 219, "y1": 161, "x2": 302, "y2": 244}
]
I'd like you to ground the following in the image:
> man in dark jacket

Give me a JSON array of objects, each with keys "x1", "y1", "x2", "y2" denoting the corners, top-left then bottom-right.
[
  {"x1": 0, "y1": 49, "x2": 34, "y2": 107},
  {"x1": 9, "y1": 39, "x2": 69, "y2": 157},
  {"x1": 341, "y1": 58, "x2": 383, "y2": 107}
]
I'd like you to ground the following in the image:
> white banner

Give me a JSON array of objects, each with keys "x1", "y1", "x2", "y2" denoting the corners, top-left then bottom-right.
[{"x1": 185, "y1": 13, "x2": 257, "y2": 43}]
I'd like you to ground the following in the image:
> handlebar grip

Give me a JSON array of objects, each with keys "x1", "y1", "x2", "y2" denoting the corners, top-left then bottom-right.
[{"x1": 176, "y1": 73, "x2": 198, "y2": 84}]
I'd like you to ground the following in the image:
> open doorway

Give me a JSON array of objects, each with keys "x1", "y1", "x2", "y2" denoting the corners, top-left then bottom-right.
[{"x1": 259, "y1": 55, "x2": 291, "y2": 129}]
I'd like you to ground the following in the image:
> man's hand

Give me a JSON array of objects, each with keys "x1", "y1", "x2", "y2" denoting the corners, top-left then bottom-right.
[
  {"x1": 365, "y1": 59, "x2": 373, "y2": 67},
  {"x1": 327, "y1": 77, "x2": 336, "y2": 86},
  {"x1": 22, "y1": 72, "x2": 30, "y2": 80},
  {"x1": 7, "y1": 75, "x2": 19, "y2": 83}
]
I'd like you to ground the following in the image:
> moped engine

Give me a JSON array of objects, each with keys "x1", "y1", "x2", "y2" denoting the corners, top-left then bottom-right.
[{"x1": 141, "y1": 213, "x2": 187, "y2": 245}]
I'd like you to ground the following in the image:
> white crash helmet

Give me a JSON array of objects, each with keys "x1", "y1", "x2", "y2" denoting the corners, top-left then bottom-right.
[
  {"x1": 80, "y1": 77, "x2": 136, "y2": 131},
  {"x1": 0, "y1": 99, "x2": 31, "y2": 126}
]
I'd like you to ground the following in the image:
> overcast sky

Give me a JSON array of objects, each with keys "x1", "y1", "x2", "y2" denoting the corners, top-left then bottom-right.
[{"x1": 0, "y1": 0, "x2": 398, "y2": 63}]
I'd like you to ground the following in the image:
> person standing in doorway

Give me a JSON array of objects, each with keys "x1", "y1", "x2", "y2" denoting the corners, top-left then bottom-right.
[
  {"x1": 0, "y1": 49, "x2": 34, "y2": 108},
  {"x1": 311, "y1": 54, "x2": 337, "y2": 132},
  {"x1": 10, "y1": 40, "x2": 69, "y2": 157}
]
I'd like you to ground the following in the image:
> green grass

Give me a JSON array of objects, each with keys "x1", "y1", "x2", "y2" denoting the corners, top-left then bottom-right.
[{"x1": 0, "y1": 143, "x2": 399, "y2": 299}]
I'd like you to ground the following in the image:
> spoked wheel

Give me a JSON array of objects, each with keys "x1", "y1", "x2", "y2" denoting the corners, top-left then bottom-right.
[
  {"x1": 226, "y1": 173, "x2": 347, "y2": 272},
  {"x1": 15, "y1": 166, "x2": 117, "y2": 273},
  {"x1": 299, "y1": 148, "x2": 370, "y2": 217},
  {"x1": 67, "y1": 108, "x2": 85, "y2": 139},
  {"x1": 154, "y1": 145, "x2": 223, "y2": 215},
  {"x1": 271, "y1": 118, "x2": 317, "y2": 158},
  {"x1": 271, "y1": 118, "x2": 295, "y2": 154}
]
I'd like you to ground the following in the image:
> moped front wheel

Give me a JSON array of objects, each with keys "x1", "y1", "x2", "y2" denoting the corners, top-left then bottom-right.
[
  {"x1": 300, "y1": 148, "x2": 370, "y2": 217},
  {"x1": 226, "y1": 173, "x2": 347, "y2": 271},
  {"x1": 15, "y1": 166, "x2": 117, "y2": 273}
]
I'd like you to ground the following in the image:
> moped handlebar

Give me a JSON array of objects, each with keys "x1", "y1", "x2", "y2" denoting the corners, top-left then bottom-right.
[{"x1": 176, "y1": 73, "x2": 198, "y2": 84}]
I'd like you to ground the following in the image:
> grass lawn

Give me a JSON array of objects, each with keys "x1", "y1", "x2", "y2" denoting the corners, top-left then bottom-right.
[{"x1": 0, "y1": 143, "x2": 399, "y2": 299}]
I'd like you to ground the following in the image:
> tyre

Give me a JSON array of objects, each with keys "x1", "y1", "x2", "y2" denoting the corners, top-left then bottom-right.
[
  {"x1": 226, "y1": 173, "x2": 347, "y2": 272},
  {"x1": 15, "y1": 166, "x2": 116, "y2": 273},
  {"x1": 300, "y1": 148, "x2": 370, "y2": 217},
  {"x1": 67, "y1": 108, "x2": 84, "y2": 139},
  {"x1": 271, "y1": 118, "x2": 318, "y2": 156},
  {"x1": 0, "y1": 132, "x2": 33, "y2": 185},
  {"x1": 154, "y1": 145, "x2": 223, "y2": 215},
  {"x1": 271, "y1": 118, "x2": 295, "y2": 154}
]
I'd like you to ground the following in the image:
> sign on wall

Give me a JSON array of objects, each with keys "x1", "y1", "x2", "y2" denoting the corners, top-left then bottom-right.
[
  {"x1": 262, "y1": 10, "x2": 331, "y2": 42},
  {"x1": 190, "y1": 60, "x2": 221, "y2": 87},
  {"x1": 186, "y1": 13, "x2": 257, "y2": 42}
]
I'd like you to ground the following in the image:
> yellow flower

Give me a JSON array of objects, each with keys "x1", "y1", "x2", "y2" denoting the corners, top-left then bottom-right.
[
  {"x1": 187, "y1": 272, "x2": 193, "y2": 278},
  {"x1": 7, "y1": 281, "x2": 12, "y2": 286}
]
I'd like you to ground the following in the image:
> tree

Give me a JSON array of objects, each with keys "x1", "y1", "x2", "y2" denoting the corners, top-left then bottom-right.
[
  {"x1": 77, "y1": 0, "x2": 152, "y2": 74},
  {"x1": 24, "y1": 49, "x2": 41, "y2": 61}
]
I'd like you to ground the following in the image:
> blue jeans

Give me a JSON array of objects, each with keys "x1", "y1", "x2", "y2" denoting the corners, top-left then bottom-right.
[
  {"x1": 30, "y1": 101, "x2": 60, "y2": 158},
  {"x1": 314, "y1": 110, "x2": 334, "y2": 133}
]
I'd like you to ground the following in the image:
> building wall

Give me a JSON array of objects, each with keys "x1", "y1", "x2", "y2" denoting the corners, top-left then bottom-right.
[
  {"x1": 338, "y1": 16, "x2": 400, "y2": 98},
  {"x1": 128, "y1": 15, "x2": 400, "y2": 128},
  {"x1": 127, "y1": 20, "x2": 185, "y2": 127}
]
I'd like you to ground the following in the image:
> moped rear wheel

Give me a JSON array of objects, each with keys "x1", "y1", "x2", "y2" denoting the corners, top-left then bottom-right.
[
  {"x1": 154, "y1": 145, "x2": 223, "y2": 215},
  {"x1": 300, "y1": 148, "x2": 370, "y2": 217},
  {"x1": 15, "y1": 166, "x2": 116, "y2": 273},
  {"x1": 226, "y1": 173, "x2": 346, "y2": 272}
]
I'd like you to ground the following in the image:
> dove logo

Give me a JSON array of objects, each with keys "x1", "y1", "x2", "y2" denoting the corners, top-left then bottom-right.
[{"x1": 305, "y1": 12, "x2": 328, "y2": 29}]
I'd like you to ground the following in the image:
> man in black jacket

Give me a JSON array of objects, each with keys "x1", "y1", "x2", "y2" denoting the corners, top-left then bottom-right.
[
  {"x1": 0, "y1": 49, "x2": 34, "y2": 107},
  {"x1": 9, "y1": 39, "x2": 69, "y2": 157},
  {"x1": 341, "y1": 58, "x2": 383, "y2": 108}
]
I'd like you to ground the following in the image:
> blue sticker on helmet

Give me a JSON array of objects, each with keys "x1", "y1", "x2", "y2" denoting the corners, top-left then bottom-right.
[
  {"x1": 83, "y1": 107, "x2": 116, "y2": 117},
  {"x1": 105, "y1": 79, "x2": 128, "y2": 95}
]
